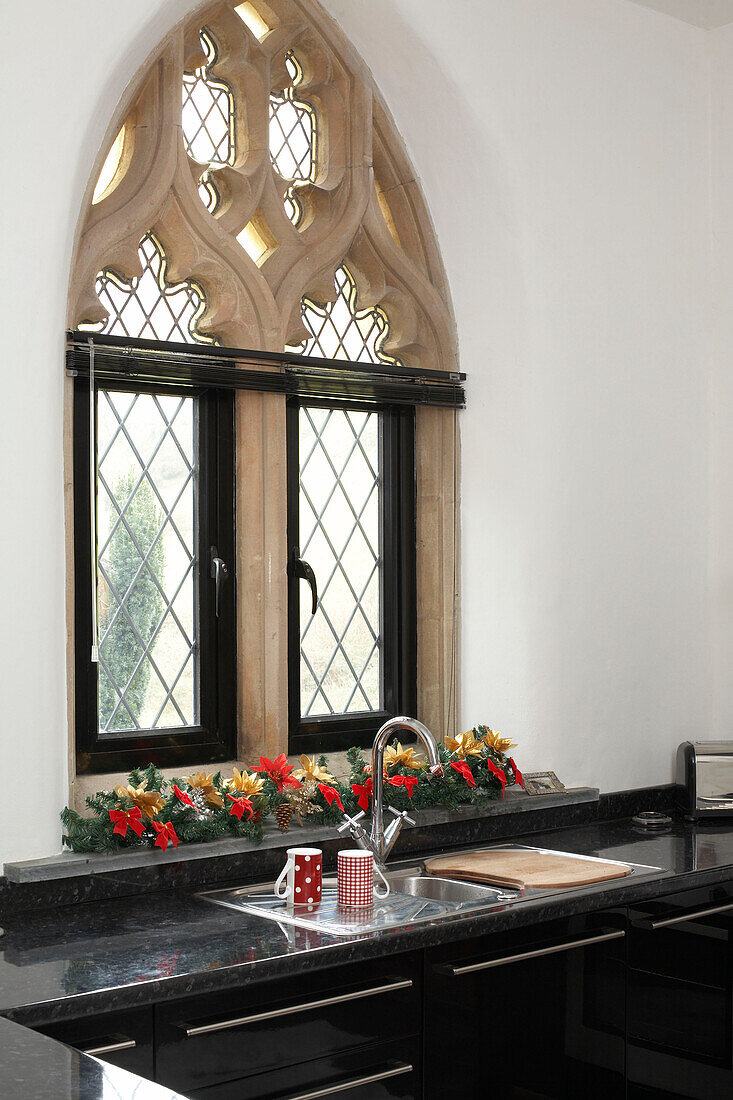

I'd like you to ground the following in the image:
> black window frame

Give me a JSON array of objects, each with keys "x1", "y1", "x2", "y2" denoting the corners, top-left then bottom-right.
[
  {"x1": 74, "y1": 374, "x2": 237, "y2": 775},
  {"x1": 286, "y1": 396, "x2": 417, "y2": 755}
]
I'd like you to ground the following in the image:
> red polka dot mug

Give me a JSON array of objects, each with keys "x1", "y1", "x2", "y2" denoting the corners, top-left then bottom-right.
[{"x1": 274, "y1": 847, "x2": 322, "y2": 906}]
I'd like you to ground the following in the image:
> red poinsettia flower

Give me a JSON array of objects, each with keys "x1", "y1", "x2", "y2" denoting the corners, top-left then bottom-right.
[
  {"x1": 508, "y1": 758, "x2": 523, "y2": 789},
  {"x1": 486, "y1": 757, "x2": 507, "y2": 798},
  {"x1": 151, "y1": 821, "x2": 179, "y2": 851},
  {"x1": 351, "y1": 778, "x2": 373, "y2": 812},
  {"x1": 173, "y1": 784, "x2": 195, "y2": 808},
  {"x1": 109, "y1": 807, "x2": 145, "y2": 838},
  {"x1": 318, "y1": 783, "x2": 344, "y2": 812},
  {"x1": 227, "y1": 794, "x2": 254, "y2": 821},
  {"x1": 253, "y1": 753, "x2": 302, "y2": 793},
  {"x1": 388, "y1": 774, "x2": 419, "y2": 799},
  {"x1": 451, "y1": 760, "x2": 476, "y2": 788}
]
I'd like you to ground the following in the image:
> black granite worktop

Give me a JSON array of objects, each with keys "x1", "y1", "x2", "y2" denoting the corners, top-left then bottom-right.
[
  {"x1": 0, "y1": 1017, "x2": 189, "y2": 1098},
  {"x1": 2, "y1": 815, "x2": 733, "y2": 1030}
]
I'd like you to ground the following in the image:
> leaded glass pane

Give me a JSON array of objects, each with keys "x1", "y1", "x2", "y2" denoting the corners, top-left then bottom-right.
[
  {"x1": 299, "y1": 406, "x2": 381, "y2": 716},
  {"x1": 96, "y1": 390, "x2": 199, "y2": 733},
  {"x1": 270, "y1": 52, "x2": 315, "y2": 226},
  {"x1": 93, "y1": 234, "x2": 215, "y2": 344},
  {"x1": 182, "y1": 31, "x2": 234, "y2": 168},
  {"x1": 299, "y1": 265, "x2": 402, "y2": 366}
]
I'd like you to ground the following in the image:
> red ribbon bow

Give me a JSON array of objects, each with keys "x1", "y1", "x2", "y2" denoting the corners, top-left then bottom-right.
[
  {"x1": 450, "y1": 760, "x2": 476, "y2": 788},
  {"x1": 486, "y1": 758, "x2": 507, "y2": 798},
  {"x1": 318, "y1": 783, "x2": 344, "y2": 812},
  {"x1": 173, "y1": 784, "x2": 195, "y2": 808},
  {"x1": 351, "y1": 778, "x2": 373, "y2": 812},
  {"x1": 227, "y1": 794, "x2": 254, "y2": 820},
  {"x1": 508, "y1": 758, "x2": 523, "y2": 789},
  {"x1": 109, "y1": 807, "x2": 145, "y2": 838},
  {"x1": 387, "y1": 774, "x2": 419, "y2": 798},
  {"x1": 151, "y1": 821, "x2": 179, "y2": 851},
  {"x1": 253, "y1": 754, "x2": 302, "y2": 793}
]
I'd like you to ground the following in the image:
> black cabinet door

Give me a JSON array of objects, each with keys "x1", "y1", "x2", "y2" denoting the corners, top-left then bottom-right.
[
  {"x1": 156, "y1": 952, "x2": 422, "y2": 1093},
  {"x1": 185, "y1": 1040, "x2": 420, "y2": 1098},
  {"x1": 627, "y1": 882, "x2": 733, "y2": 1100},
  {"x1": 424, "y1": 912, "x2": 626, "y2": 1100}
]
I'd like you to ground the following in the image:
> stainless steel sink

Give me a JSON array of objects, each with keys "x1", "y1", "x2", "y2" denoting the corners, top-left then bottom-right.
[
  {"x1": 198, "y1": 843, "x2": 667, "y2": 938},
  {"x1": 386, "y1": 871, "x2": 519, "y2": 905}
]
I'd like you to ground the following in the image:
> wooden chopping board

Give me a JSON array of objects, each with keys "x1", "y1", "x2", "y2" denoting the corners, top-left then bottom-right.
[{"x1": 425, "y1": 850, "x2": 631, "y2": 889}]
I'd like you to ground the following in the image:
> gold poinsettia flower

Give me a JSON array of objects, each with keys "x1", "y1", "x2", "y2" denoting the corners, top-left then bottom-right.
[
  {"x1": 445, "y1": 731, "x2": 484, "y2": 759},
  {"x1": 186, "y1": 771, "x2": 224, "y2": 808},
  {"x1": 293, "y1": 754, "x2": 334, "y2": 783},
  {"x1": 227, "y1": 767, "x2": 265, "y2": 799},
  {"x1": 482, "y1": 728, "x2": 517, "y2": 754},
  {"x1": 114, "y1": 781, "x2": 165, "y2": 822},
  {"x1": 384, "y1": 741, "x2": 426, "y2": 771}
]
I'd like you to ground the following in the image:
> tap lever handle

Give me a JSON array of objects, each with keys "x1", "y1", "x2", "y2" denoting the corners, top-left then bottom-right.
[
  {"x1": 337, "y1": 809, "x2": 366, "y2": 834},
  {"x1": 387, "y1": 805, "x2": 416, "y2": 827}
]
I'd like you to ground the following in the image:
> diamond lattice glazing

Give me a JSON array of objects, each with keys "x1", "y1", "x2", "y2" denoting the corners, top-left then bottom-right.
[
  {"x1": 270, "y1": 53, "x2": 315, "y2": 226},
  {"x1": 299, "y1": 266, "x2": 402, "y2": 366},
  {"x1": 96, "y1": 390, "x2": 199, "y2": 732},
  {"x1": 298, "y1": 406, "x2": 382, "y2": 716},
  {"x1": 94, "y1": 234, "x2": 214, "y2": 344},
  {"x1": 182, "y1": 31, "x2": 234, "y2": 168}
]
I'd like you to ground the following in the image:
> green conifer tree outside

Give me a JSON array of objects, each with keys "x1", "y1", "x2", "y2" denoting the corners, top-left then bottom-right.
[{"x1": 98, "y1": 470, "x2": 166, "y2": 731}]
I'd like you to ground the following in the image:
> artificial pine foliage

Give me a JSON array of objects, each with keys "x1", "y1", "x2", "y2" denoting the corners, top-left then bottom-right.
[{"x1": 61, "y1": 726, "x2": 522, "y2": 854}]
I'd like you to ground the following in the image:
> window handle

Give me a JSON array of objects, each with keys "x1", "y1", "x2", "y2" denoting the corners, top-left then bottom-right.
[
  {"x1": 210, "y1": 546, "x2": 229, "y2": 618},
  {"x1": 289, "y1": 548, "x2": 318, "y2": 614}
]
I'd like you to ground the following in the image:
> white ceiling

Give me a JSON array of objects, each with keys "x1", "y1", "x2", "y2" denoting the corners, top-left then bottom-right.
[{"x1": 628, "y1": 0, "x2": 733, "y2": 26}]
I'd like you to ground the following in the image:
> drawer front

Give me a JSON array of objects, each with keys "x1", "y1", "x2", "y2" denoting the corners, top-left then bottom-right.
[
  {"x1": 186, "y1": 1041, "x2": 420, "y2": 1099},
  {"x1": 627, "y1": 882, "x2": 733, "y2": 1099},
  {"x1": 156, "y1": 953, "x2": 422, "y2": 1093},
  {"x1": 425, "y1": 913, "x2": 626, "y2": 1100},
  {"x1": 36, "y1": 1006, "x2": 154, "y2": 1079}
]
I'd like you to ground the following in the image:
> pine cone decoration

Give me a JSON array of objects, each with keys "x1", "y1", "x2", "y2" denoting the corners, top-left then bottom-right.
[{"x1": 274, "y1": 803, "x2": 293, "y2": 832}]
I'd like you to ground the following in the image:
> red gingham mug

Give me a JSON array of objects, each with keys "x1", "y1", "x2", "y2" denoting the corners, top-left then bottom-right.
[
  {"x1": 337, "y1": 849, "x2": 390, "y2": 907},
  {"x1": 274, "y1": 847, "x2": 322, "y2": 906}
]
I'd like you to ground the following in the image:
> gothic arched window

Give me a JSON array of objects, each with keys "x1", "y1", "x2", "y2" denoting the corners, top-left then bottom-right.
[{"x1": 68, "y1": 0, "x2": 460, "y2": 774}]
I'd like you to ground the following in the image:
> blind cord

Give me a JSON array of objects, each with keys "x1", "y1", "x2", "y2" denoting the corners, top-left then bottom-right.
[{"x1": 89, "y1": 337, "x2": 99, "y2": 663}]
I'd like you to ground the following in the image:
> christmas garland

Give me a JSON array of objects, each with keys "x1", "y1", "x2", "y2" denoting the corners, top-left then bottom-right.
[{"x1": 61, "y1": 726, "x2": 524, "y2": 854}]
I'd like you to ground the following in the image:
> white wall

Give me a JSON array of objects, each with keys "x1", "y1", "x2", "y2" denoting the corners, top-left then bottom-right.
[
  {"x1": 710, "y1": 26, "x2": 733, "y2": 740},
  {"x1": 326, "y1": 0, "x2": 712, "y2": 791},
  {"x1": 0, "y1": 0, "x2": 721, "y2": 862}
]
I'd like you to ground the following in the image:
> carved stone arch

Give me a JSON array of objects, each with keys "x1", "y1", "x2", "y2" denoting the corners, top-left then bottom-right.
[{"x1": 67, "y1": 0, "x2": 459, "y2": 789}]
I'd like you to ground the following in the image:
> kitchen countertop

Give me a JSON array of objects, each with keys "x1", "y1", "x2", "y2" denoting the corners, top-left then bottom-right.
[
  {"x1": 2, "y1": 816, "x2": 733, "y2": 1028},
  {"x1": 0, "y1": 1016, "x2": 189, "y2": 1099}
]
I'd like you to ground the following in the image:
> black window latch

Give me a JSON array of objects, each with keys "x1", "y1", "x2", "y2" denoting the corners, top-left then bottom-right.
[{"x1": 289, "y1": 547, "x2": 318, "y2": 615}]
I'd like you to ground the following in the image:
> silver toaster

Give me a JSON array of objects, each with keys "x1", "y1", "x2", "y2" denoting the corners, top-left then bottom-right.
[{"x1": 677, "y1": 741, "x2": 733, "y2": 820}]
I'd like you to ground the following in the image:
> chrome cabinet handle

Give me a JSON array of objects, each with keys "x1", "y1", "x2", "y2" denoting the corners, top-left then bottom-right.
[
  {"x1": 80, "y1": 1037, "x2": 137, "y2": 1057},
  {"x1": 646, "y1": 900, "x2": 733, "y2": 929},
  {"x1": 285, "y1": 1063, "x2": 412, "y2": 1100},
  {"x1": 182, "y1": 978, "x2": 412, "y2": 1037},
  {"x1": 438, "y1": 929, "x2": 625, "y2": 976}
]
